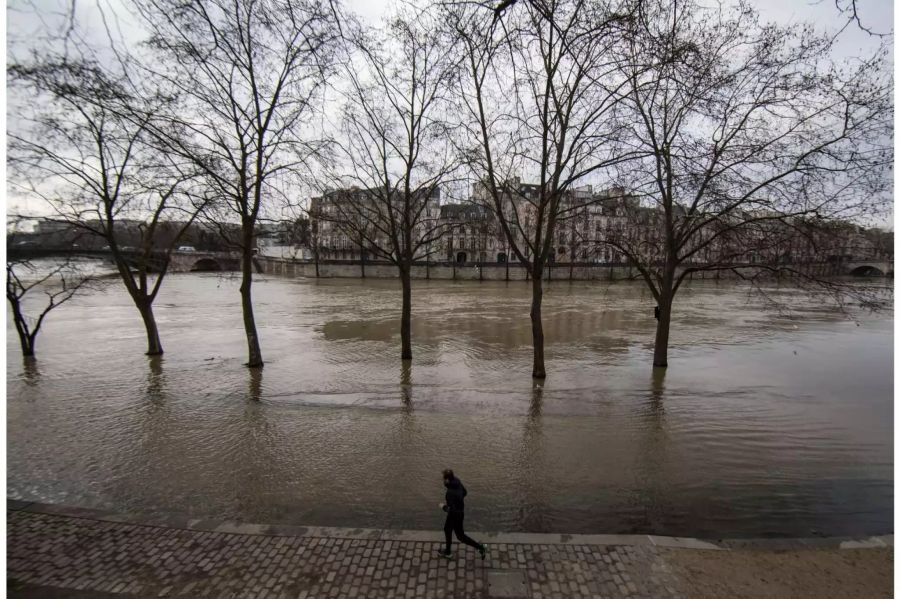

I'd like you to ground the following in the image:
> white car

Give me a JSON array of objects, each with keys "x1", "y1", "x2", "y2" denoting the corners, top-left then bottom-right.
[{"x1": 178, "y1": 245, "x2": 196, "y2": 252}]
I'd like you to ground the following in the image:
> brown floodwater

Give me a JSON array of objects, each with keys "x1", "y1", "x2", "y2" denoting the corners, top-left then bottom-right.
[{"x1": 6, "y1": 270, "x2": 893, "y2": 537}]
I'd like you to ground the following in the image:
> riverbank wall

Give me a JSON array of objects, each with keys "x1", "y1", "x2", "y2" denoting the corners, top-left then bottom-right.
[{"x1": 256, "y1": 257, "x2": 845, "y2": 281}]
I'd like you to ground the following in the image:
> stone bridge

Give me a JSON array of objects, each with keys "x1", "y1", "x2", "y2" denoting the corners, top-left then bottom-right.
[
  {"x1": 7, "y1": 248, "x2": 241, "y2": 273},
  {"x1": 167, "y1": 251, "x2": 241, "y2": 273},
  {"x1": 843, "y1": 260, "x2": 893, "y2": 277}
]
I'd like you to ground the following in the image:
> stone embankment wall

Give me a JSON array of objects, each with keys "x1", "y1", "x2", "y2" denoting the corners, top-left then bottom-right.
[{"x1": 256, "y1": 257, "x2": 842, "y2": 281}]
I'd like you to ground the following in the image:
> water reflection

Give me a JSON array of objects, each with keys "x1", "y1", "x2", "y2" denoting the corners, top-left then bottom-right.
[
  {"x1": 321, "y1": 295, "x2": 651, "y2": 354},
  {"x1": 21, "y1": 357, "x2": 40, "y2": 387},
  {"x1": 236, "y1": 395, "x2": 281, "y2": 517},
  {"x1": 390, "y1": 362, "x2": 422, "y2": 529},
  {"x1": 400, "y1": 360, "x2": 413, "y2": 413},
  {"x1": 145, "y1": 356, "x2": 166, "y2": 404},
  {"x1": 134, "y1": 356, "x2": 176, "y2": 514},
  {"x1": 648, "y1": 367, "x2": 667, "y2": 423},
  {"x1": 396, "y1": 361, "x2": 418, "y2": 460},
  {"x1": 634, "y1": 368, "x2": 670, "y2": 531},
  {"x1": 248, "y1": 368, "x2": 263, "y2": 402},
  {"x1": 529, "y1": 379, "x2": 543, "y2": 420},
  {"x1": 516, "y1": 380, "x2": 548, "y2": 530}
]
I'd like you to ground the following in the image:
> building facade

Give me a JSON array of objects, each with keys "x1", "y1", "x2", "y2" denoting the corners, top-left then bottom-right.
[
  {"x1": 310, "y1": 187, "x2": 442, "y2": 261},
  {"x1": 308, "y1": 180, "x2": 891, "y2": 268}
]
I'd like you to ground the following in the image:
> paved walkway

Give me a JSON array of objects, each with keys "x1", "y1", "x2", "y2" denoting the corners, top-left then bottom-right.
[{"x1": 6, "y1": 501, "x2": 893, "y2": 598}]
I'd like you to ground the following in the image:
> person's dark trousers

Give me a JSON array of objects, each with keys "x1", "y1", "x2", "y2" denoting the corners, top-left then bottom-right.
[{"x1": 444, "y1": 512, "x2": 481, "y2": 553}]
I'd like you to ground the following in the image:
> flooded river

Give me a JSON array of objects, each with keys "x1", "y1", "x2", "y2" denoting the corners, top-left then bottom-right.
[{"x1": 6, "y1": 271, "x2": 893, "y2": 537}]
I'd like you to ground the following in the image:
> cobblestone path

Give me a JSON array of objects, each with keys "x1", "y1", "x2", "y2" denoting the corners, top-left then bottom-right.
[{"x1": 8, "y1": 510, "x2": 682, "y2": 598}]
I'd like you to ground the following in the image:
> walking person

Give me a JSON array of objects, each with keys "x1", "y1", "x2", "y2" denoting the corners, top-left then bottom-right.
[{"x1": 438, "y1": 469, "x2": 487, "y2": 560}]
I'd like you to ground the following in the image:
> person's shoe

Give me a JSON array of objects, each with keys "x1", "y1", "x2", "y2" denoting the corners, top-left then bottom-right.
[
  {"x1": 438, "y1": 549, "x2": 453, "y2": 559},
  {"x1": 479, "y1": 544, "x2": 487, "y2": 560}
]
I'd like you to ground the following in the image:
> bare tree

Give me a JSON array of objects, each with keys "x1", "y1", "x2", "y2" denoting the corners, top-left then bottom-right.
[
  {"x1": 306, "y1": 204, "x2": 323, "y2": 277},
  {"x1": 134, "y1": 0, "x2": 342, "y2": 367},
  {"x1": 448, "y1": 0, "x2": 636, "y2": 378},
  {"x1": 831, "y1": 0, "x2": 890, "y2": 37},
  {"x1": 321, "y1": 11, "x2": 459, "y2": 360},
  {"x1": 314, "y1": 206, "x2": 374, "y2": 276},
  {"x1": 8, "y1": 54, "x2": 205, "y2": 356},
  {"x1": 7, "y1": 257, "x2": 98, "y2": 358},
  {"x1": 603, "y1": 0, "x2": 892, "y2": 368}
]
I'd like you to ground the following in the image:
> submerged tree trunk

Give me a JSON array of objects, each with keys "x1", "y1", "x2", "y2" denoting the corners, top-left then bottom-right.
[
  {"x1": 241, "y1": 228, "x2": 264, "y2": 368},
  {"x1": 10, "y1": 300, "x2": 35, "y2": 357},
  {"x1": 653, "y1": 290, "x2": 673, "y2": 368},
  {"x1": 21, "y1": 335, "x2": 35, "y2": 357},
  {"x1": 138, "y1": 301, "x2": 163, "y2": 355},
  {"x1": 400, "y1": 265, "x2": 412, "y2": 360},
  {"x1": 530, "y1": 265, "x2": 546, "y2": 378},
  {"x1": 118, "y1": 262, "x2": 167, "y2": 357}
]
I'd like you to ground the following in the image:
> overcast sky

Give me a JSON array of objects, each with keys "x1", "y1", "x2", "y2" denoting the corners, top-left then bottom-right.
[
  {"x1": 5, "y1": 0, "x2": 895, "y2": 228},
  {"x1": 7, "y1": 0, "x2": 894, "y2": 52}
]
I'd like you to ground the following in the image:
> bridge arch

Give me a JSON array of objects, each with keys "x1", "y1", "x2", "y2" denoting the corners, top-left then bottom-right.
[
  {"x1": 849, "y1": 265, "x2": 884, "y2": 277},
  {"x1": 191, "y1": 257, "x2": 222, "y2": 272}
]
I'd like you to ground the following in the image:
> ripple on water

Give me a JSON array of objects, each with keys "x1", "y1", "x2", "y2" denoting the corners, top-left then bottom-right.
[{"x1": 6, "y1": 275, "x2": 894, "y2": 537}]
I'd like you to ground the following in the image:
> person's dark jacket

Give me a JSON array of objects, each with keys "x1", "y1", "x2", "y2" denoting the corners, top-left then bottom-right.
[{"x1": 443, "y1": 477, "x2": 467, "y2": 514}]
